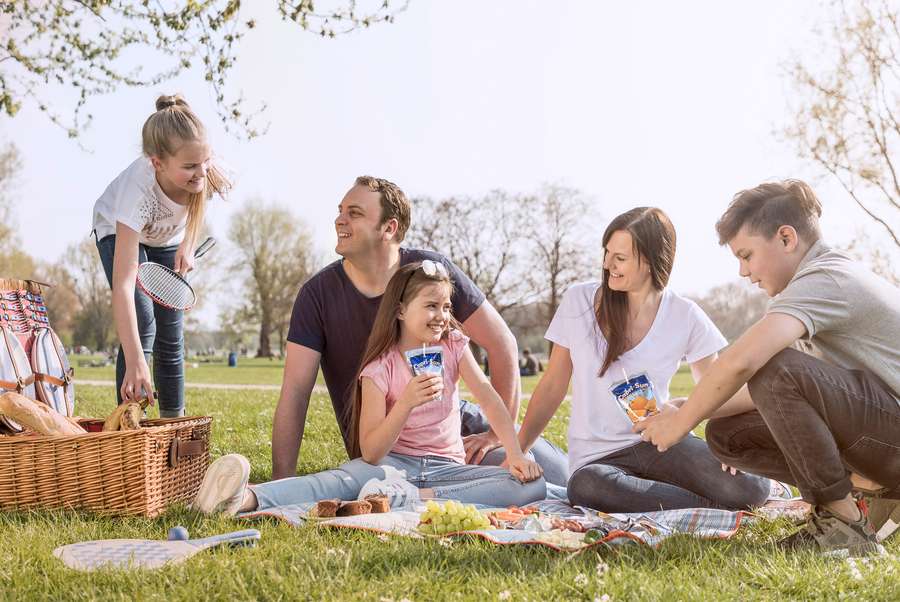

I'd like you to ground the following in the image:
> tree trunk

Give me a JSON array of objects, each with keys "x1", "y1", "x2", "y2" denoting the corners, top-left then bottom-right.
[{"x1": 257, "y1": 312, "x2": 272, "y2": 357}]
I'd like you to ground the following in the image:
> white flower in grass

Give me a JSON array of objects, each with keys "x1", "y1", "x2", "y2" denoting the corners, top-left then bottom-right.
[
  {"x1": 399, "y1": 598, "x2": 413, "y2": 602},
  {"x1": 438, "y1": 537, "x2": 453, "y2": 548},
  {"x1": 595, "y1": 561, "x2": 609, "y2": 577},
  {"x1": 846, "y1": 558, "x2": 863, "y2": 581},
  {"x1": 377, "y1": 533, "x2": 389, "y2": 542},
  {"x1": 498, "y1": 591, "x2": 511, "y2": 600},
  {"x1": 594, "y1": 595, "x2": 611, "y2": 602},
  {"x1": 574, "y1": 573, "x2": 588, "y2": 587}
]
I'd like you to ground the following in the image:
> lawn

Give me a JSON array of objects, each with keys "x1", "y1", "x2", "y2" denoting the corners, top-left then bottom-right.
[{"x1": 1, "y1": 373, "x2": 898, "y2": 600}]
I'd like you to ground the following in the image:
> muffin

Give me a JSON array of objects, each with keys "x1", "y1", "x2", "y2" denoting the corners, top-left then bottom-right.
[
  {"x1": 365, "y1": 494, "x2": 390, "y2": 513},
  {"x1": 312, "y1": 499, "x2": 340, "y2": 518},
  {"x1": 337, "y1": 500, "x2": 372, "y2": 516}
]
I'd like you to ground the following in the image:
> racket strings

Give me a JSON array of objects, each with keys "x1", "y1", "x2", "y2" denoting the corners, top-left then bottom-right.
[{"x1": 137, "y1": 264, "x2": 195, "y2": 309}]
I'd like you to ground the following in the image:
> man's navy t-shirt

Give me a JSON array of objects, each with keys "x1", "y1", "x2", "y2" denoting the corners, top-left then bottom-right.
[{"x1": 287, "y1": 248, "x2": 485, "y2": 451}]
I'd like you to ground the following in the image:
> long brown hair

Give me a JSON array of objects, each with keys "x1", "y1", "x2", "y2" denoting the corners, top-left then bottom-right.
[
  {"x1": 346, "y1": 261, "x2": 460, "y2": 458},
  {"x1": 595, "y1": 207, "x2": 676, "y2": 377},
  {"x1": 142, "y1": 94, "x2": 231, "y2": 244}
]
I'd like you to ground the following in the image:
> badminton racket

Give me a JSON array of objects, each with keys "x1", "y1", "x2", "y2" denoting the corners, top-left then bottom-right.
[
  {"x1": 136, "y1": 237, "x2": 216, "y2": 311},
  {"x1": 53, "y1": 528, "x2": 261, "y2": 571}
]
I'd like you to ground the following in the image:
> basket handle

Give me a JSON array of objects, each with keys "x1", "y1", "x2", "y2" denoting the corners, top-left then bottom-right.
[{"x1": 168, "y1": 433, "x2": 207, "y2": 468}]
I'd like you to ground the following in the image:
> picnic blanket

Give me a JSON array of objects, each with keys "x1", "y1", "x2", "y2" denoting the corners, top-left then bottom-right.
[{"x1": 239, "y1": 498, "x2": 809, "y2": 552}]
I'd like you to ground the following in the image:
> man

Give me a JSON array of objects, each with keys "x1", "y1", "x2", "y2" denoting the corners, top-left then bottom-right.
[
  {"x1": 636, "y1": 179, "x2": 900, "y2": 556},
  {"x1": 272, "y1": 176, "x2": 568, "y2": 494}
]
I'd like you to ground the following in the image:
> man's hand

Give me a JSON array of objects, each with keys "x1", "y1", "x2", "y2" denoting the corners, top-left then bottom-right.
[
  {"x1": 463, "y1": 431, "x2": 501, "y2": 464},
  {"x1": 632, "y1": 409, "x2": 693, "y2": 452}
]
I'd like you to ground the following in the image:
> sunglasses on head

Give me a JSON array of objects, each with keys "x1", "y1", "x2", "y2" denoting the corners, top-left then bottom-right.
[
  {"x1": 420, "y1": 259, "x2": 448, "y2": 278},
  {"x1": 399, "y1": 260, "x2": 450, "y2": 300}
]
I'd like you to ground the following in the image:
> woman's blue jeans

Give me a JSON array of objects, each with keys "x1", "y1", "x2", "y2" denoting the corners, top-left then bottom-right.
[
  {"x1": 95, "y1": 234, "x2": 185, "y2": 417},
  {"x1": 252, "y1": 452, "x2": 547, "y2": 510}
]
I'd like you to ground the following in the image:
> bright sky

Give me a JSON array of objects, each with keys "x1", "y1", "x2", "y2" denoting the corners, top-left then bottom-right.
[{"x1": 1, "y1": 1, "x2": 884, "y2": 328}]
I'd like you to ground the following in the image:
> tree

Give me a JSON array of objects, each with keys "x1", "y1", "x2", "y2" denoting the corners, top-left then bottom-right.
[
  {"x1": 691, "y1": 281, "x2": 768, "y2": 343},
  {"x1": 1, "y1": 1, "x2": 408, "y2": 139},
  {"x1": 226, "y1": 202, "x2": 317, "y2": 357},
  {"x1": 0, "y1": 141, "x2": 37, "y2": 278},
  {"x1": 64, "y1": 238, "x2": 114, "y2": 351},
  {"x1": 524, "y1": 184, "x2": 598, "y2": 332},
  {"x1": 406, "y1": 191, "x2": 533, "y2": 318},
  {"x1": 0, "y1": 142, "x2": 20, "y2": 240},
  {"x1": 843, "y1": 228, "x2": 900, "y2": 286},
  {"x1": 784, "y1": 0, "x2": 900, "y2": 249},
  {"x1": 38, "y1": 262, "x2": 81, "y2": 347}
]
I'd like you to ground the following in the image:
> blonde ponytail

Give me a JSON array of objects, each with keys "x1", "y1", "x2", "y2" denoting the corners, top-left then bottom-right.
[{"x1": 142, "y1": 94, "x2": 232, "y2": 244}]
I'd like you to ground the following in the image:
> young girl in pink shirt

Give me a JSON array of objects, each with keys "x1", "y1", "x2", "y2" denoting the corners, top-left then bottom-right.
[{"x1": 193, "y1": 260, "x2": 545, "y2": 515}]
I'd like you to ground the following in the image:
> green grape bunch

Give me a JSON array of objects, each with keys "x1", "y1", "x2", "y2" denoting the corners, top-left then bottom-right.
[{"x1": 418, "y1": 500, "x2": 491, "y2": 535}]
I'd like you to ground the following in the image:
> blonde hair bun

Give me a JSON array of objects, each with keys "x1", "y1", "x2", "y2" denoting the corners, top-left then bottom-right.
[{"x1": 155, "y1": 94, "x2": 189, "y2": 112}]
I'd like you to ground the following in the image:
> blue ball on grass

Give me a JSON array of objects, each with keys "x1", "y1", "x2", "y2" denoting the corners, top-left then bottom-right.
[{"x1": 167, "y1": 526, "x2": 190, "y2": 541}]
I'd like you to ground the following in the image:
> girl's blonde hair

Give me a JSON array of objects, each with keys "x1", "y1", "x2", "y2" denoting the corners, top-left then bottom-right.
[
  {"x1": 141, "y1": 94, "x2": 231, "y2": 244},
  {"x1": 345, "y1": 261, "x2": 460, "y2": 458}
]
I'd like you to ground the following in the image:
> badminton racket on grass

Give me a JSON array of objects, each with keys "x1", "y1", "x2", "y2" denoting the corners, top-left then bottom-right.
[
  {"x1": 53, "y1": 528, "x2": 261, "y2": 571},
  {"x1": 136, "y1": 236, "x2": 216, "y2": 311}
]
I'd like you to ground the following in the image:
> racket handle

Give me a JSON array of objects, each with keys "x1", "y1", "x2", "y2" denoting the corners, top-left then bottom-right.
[
  {"x1": 194, "y1": 237, "x2": 216, "y2": 259},
  {"x1": 191, "y1": 529, "x2": 261, "y2": 549}
]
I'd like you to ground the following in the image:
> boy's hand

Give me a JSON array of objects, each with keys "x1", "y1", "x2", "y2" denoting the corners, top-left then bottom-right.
[
  {"x1": 633, "y1": 409, "x2": 692, "y2": 452},
  {"x1": 398, "y1": 374, "x2": 443, "y2": 409},
  {"x1": 502, "y1": 454, "x2": 543, "y2": 482}
]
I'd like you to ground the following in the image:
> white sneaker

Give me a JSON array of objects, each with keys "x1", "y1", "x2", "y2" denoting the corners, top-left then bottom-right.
[
  {"x1": 191, "y1": 454, "x2": 251, "y2": 516},
  {"x1": 768, "y1": 480, "x2": 797, "y2": 501},
  {"x1": 357, "y1": 465, "x2": 420, "y2": 509}
]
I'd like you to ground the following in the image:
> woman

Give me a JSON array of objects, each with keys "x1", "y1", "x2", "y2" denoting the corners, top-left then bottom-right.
[{"x1": 515, "y1": 207, "x2": 785, "y2": 512}]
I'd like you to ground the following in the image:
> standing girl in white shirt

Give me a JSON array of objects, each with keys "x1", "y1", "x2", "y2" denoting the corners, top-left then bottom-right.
[
  {"x1": 516, "y1": 207, "x2": 785, "y2": 512},
  {"x1": 92, "y1": 95, "x2": 230, "y2": 416}
]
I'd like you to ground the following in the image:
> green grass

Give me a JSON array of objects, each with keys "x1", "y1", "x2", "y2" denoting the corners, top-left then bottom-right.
[
  {"x1": 2, "y1": 375, "x2": 898, "y2": 600},
  {"x1": 74, "y1": 355, "x2": 297, "y2": 386}
]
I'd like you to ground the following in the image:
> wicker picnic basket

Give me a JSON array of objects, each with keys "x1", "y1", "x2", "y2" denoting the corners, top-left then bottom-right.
[{"x1": 0, "y1": 416, "x2": 212, "y2": 517}]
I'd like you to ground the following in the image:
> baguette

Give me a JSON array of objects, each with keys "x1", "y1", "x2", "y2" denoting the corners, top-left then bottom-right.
[
  {"x1": 0, "y1": 392, "x2": 86, "y2": 436},
  {"x1": 119, "y1": 402, "x2": 143, "y2": 430}
]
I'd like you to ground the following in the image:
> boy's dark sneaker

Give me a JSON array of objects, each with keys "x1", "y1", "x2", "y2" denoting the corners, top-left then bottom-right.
[{"x1": 777, "y1": 495, "x2": 883, "y2": 557}]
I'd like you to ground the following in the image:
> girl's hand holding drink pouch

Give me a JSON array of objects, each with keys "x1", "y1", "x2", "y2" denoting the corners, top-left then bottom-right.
[
  {"x1": 610, "y1": 371, "x2": 659, "y2": 423},
  {"x1": 403, "y1": 345, "x2": 444, "y2": 405}
]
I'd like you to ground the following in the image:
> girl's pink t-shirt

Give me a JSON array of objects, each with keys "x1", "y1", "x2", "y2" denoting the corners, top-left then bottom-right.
[{"x1": 360, "y1": 330, "x2": 469, "y2": 463}]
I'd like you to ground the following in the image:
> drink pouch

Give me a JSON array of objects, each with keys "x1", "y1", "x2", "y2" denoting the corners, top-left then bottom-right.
[
  {"x1": 404, "y1": 345, "x2": 443, "y2": 376},
  {"x1": 609, "y1": 371, "x2": 659, "y2": 423}
]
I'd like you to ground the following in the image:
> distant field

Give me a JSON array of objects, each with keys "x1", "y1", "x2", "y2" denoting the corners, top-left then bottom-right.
[{"x1": 74, "y1": 354, "x2": 695, "y2": 399}]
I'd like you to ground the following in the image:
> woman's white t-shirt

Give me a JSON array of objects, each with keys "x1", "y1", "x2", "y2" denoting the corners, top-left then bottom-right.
[
  {"x1": 545, "y1": 282, "x2": 727, "y2": 474},
  {"x1": 92, "y1": 157, "x2": 188, "y2": 246}
]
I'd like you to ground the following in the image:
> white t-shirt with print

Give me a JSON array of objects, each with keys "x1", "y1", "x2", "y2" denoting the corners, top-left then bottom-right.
[
  {"x1": 92, "y1": 157, "x2": 188, "y2": 246},
  {"x1": 545, "y1": 282, "x2": 727, "y2": 474}
]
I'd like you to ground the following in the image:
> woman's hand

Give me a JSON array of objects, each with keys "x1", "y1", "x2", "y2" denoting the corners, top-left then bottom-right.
[
  {"x1": 174, "y1": 240, "x2": 195, "y2": 275},
  {"x1": 121, "y1": 358, "x2": 155, "y2": 406},
  {"x1": 398, "y1": 374, "x2": 443, "y2": 410},
  {"x1": 502, "y1": 454, "x2": 543, "y2": 483}
]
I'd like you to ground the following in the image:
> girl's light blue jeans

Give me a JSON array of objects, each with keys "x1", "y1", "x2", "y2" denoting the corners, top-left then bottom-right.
[{"x1": 252, "y1": 452, "x2": 547, "y2": 510}]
